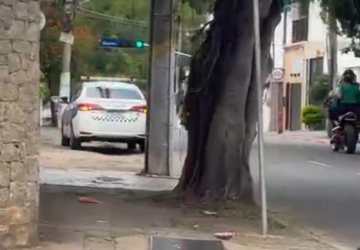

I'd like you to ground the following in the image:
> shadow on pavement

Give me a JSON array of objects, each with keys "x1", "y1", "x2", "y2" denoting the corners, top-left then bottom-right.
[{"x1": 79, "y1": 144, "x2": 143, "y2": 156}]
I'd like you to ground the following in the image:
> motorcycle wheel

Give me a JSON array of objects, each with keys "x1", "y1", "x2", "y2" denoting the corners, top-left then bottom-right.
[
  {"x1": 344, "y1": 125, "x2": 358, "y2": 154},
  {"x1": 331, "y1": 142, "x2": 340, "y2": 152}
]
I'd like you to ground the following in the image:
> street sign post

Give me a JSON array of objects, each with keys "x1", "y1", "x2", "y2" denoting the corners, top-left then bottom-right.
[
  {"x1": 253, "y1": 0, "x2": 268, "y2": 236},
  {"x1": 60, "y1": 32, "x2": 74, "y2": 45},
  {"x1": 100, "y1": 38, "x2": 148, "y2": 49},
  {"x1": 272, "y1": 68, "x2": 285, "y2": 82}
]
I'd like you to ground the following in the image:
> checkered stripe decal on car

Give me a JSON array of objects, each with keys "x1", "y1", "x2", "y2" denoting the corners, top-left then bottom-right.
[{"x1": 91, "y1": 113, "x2": 139, "y2": 123}]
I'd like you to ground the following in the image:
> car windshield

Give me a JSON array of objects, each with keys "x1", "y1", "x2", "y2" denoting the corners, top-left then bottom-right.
[{"x1": 86, "y1": 87, "x2": 143, "y2": 100}]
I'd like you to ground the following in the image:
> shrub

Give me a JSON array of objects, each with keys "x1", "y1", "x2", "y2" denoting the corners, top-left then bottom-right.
[
  {"x1": 302, "y1": 106, "x2": 325, "y2": 129},
  {"x1": 39, "y1": 82, "x2": 50, "y2": 103}
]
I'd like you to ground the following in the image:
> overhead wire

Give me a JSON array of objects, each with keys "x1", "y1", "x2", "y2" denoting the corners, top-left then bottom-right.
[
  {"x1": 77, "y1": 6, "x2": 148, "y2": 28},
  {"x1": 77, "y1": 6, "x2": 207, "y2": 33}
]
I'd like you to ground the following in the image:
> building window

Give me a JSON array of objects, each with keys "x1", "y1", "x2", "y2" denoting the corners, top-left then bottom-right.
[
  {"x1": 308, "y1": 57, "x2": 325, "y2": 105},
  {"x1": 309, "y1": 57, "x2": 324, "y2": 79},
  {"x1": 291, "y1": 0, "x2": 309, "y2": 43},
  {"x1": 292, "y1": 18, "x2": 308, "y2": 43}
]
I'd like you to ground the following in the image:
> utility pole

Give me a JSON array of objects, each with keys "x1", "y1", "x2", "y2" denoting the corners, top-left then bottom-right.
[
  {"x1": 175, "y1": 15, "x2": 183, "y2": 96},
  {"x1": 59, "y1": 0, "x2": 76, "y2": 99},
  {"x1": 328, "y1": 12, "x2": 338, "y2": 90},
  {"x1": 145, "y1": 0, "x2": 177, "y2": 175}
]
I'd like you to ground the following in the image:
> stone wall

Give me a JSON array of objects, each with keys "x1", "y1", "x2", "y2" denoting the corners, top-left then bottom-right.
[{"x1": 0, "y1": 0, "x2": 40, "y2": 248}]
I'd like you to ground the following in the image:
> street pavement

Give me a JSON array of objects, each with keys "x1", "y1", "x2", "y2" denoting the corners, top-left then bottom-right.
[
  {"x1": 40, "y1": 127, "x2": 144, "y2": 172},
  {"x1": 40, "y1": 127, "x2": 360, "y2": 248},
  {"x1": 252, "y1": 132, "x2": 360, "y2": 249}
]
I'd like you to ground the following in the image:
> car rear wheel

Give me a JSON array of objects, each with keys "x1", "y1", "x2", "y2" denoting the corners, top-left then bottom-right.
[
  {"x1": 70, "y1": 125, "x2": 82, "y2": 150},
  {"x1": 139, "y1": 141, "x2": 145, "y2": 153},
  {"x1": 61, "y1": 123, "x2": 70, "y2": 147},
  {"x1": 128, "y1": 142, "x2": 137, "y2": 151}
]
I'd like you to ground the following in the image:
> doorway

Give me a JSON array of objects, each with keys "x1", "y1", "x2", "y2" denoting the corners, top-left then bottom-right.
[{"x1": 286, "y1": 83, "x2": 302, "y2": 131}]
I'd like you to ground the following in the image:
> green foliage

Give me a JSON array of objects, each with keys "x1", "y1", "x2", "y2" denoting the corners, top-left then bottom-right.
[
  {"x1": 182, "y1": 0, "x2": 214, "y2": 14},
  {"x1": 302, "y1": 105, "x2": 325, "y2": 128},
  {"x1": 178, "y1": 1, "x2": 209, "y2": 55},
  {"x1": 309, "y1": 75, "x2": 330, "y2": 106},
  {"x1": 40, "y1": 2, "x2": 63, "y2": 96},
  {"x1": 39, "y1": 0, "x2": 215, "y2": 99},
  {"x1": 72, "y1": 0, "x2": 150, "y2": 82},
  {"x1": 39, "y1": 82, "x2": 51, "y2": 102},
  {"x1": 40, "y1": 0, "x2": 152, "y2": 97}
]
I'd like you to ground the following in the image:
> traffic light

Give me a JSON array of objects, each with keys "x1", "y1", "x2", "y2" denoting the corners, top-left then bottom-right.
[{"x1": 135, "y1": 40, "x2": 145, "y2": 48}]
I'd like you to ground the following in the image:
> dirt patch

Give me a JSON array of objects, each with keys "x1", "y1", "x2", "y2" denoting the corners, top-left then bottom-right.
[{"x1": 38, "y1": 186, "x2": 338, "y2": 250}]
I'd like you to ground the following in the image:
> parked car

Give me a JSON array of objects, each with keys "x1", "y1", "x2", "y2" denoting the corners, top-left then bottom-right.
[{"x1": 60, "y1": 80, "x2": 147, "y2": 151}]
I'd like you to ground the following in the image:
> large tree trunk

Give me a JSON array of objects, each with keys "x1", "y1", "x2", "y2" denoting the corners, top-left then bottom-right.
[{"x1": 177, "y1": 0, "x2": 281, "y2": 201}]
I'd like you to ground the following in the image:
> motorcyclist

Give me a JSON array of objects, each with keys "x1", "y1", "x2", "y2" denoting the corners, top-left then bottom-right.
[
  {"x1": 335, "y1": 69, "x2": 360, "y2": 117},
  {"x1": 328, "y1": 70, "x2": 360, "y2": 122}
]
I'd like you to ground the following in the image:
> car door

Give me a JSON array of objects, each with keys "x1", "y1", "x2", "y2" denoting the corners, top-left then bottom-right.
[{"x1": 62, "y1": 88, "x2": 82, "y2": 136}]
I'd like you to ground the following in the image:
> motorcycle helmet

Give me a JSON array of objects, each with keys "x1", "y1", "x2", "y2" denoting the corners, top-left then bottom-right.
[{"x1": 342, "y1": 69, "x2": 357, "y2": 83}]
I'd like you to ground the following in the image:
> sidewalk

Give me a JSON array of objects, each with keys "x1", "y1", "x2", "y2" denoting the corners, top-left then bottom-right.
[
  {"x1": 40, "y1": 168, "x2": 177, "y2": 191},
  {"x1": 265, "y1": 131, "x2": 329, "y2": 146},
  {"x1": 26, "y1": 184, "x2": 345, "y2": 250}
]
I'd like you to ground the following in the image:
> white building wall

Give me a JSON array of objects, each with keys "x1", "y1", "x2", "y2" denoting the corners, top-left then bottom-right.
[
  {"x1": 273, "y1": 11, "x2": 293, "y2": 68},
  {"x1": 273, "y1": 13, "x2": 284, "y2": 68},
  {"x1": 307, "y1": 2, "x2": 327, "y2": 44},
  {"x1": 273, "y1": 0, "x2": 360, "y2": 79}
]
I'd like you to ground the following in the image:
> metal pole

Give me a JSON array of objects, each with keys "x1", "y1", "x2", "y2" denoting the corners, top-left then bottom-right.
[
  {"x1": 253, "y1": 0, "x2": 268, "y2": 236},
  {"x1": 328, "y1": 11, "x2": 338, "y2": 90},
  {"x1": 60, "y1": 0, "x2": 76, "y2": 99},
  {"x1": 60, "y1": 43, "x2": 72, "y2": 97}
]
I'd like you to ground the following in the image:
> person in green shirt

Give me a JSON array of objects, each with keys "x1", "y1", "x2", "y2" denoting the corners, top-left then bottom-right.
[{"x1": 334, "y1": 69, "x2": 360, "y2": 118}]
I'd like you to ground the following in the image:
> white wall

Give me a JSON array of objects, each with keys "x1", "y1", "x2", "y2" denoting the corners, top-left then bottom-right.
[
  {"x1": 307, "y1": 2, "x2": 327, "y2": 44},
  {"x1": 273, "y1": 13, "x2": 285, "y2": 68},
  {"x1": 273, "y1": 11, "x2": 294, "y2": 69}
]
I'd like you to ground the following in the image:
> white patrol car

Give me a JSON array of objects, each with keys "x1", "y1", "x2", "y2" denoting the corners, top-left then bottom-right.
[{"x1": 60, "y1": 80, "x2": 147, "y2": 151}]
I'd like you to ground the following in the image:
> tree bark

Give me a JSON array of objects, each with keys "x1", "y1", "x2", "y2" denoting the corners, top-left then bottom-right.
[{"x1": 177, "y1": 0, "x2": 281, "y2": 202}]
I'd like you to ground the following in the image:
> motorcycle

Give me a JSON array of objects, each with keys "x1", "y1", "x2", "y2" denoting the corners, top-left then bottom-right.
[{"x1": 330, "y1": 112, "x2": 360, "y2": 154}]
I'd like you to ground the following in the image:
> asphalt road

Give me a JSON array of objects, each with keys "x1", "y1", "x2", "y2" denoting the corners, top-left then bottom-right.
[{"x1": 251, "y1": 132, "x2": 360, "y2": 249}]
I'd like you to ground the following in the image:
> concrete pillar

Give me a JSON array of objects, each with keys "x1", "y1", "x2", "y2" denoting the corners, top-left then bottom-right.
[
  {"x1": 0, "y1": 0, "x2": 41, "y2": 248},
  {"x1": 146, "y1": 0, "x2": 177, "y2": 175}
]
